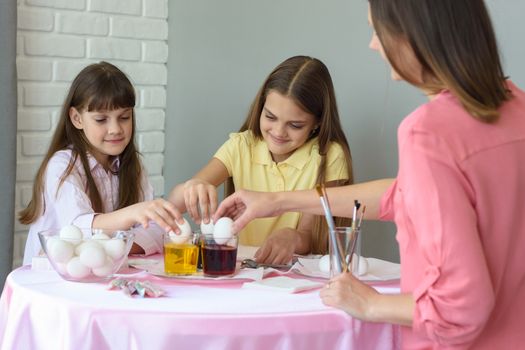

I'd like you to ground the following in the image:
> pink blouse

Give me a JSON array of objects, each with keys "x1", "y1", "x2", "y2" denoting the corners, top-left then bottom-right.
[
  {"x1": 23, "y1": 149, "x2": 164, "y2": 265},
  {"x1": 380, "y1": 81, "x2": 525, "y2": 349}
]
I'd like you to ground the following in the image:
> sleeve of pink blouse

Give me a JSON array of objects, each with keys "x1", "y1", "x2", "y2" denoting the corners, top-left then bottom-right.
[
  {"x1": 44, "y1": 153, "x2": 95, "y2": 234},
  {"x1": 128, "y1": 165, "x2": 164, "y2": 255},
  {"x1": 402, "y1": 129, "x2": 495, "y2": 347},
  {"x1": 379, "y1": 180, "x2": 397, "y2": 221}
]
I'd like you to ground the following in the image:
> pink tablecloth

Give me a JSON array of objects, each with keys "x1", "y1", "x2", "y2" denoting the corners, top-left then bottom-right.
[{"x1": 0, "y1": 266, "x2": 401, "y2": 350}]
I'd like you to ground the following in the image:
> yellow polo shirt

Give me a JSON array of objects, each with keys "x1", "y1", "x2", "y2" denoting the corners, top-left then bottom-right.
[{"x1": 214, "y1": 130, "x2": 349, "y2": 246}]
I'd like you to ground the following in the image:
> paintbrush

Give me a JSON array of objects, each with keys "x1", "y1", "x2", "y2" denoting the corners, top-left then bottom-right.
[{"x1": 315, "y1": 184, "x2": 344, "y2": 273}]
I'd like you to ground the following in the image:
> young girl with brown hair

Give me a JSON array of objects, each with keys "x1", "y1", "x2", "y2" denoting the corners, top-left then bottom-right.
[
  {"x1": 170, "y1": 55, "x2": 353, "y2": 265},
  {"x1": 20, "y1": 61, "x2": 181, "y2": 265}
]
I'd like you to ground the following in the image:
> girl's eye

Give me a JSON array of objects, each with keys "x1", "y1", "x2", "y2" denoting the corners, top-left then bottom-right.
[
  {"x1": 290, "y1": 124, "x2": 304, "y2": 130},
  {"x1": 120, "y1": 115, "x2": 131, "y2": 121},
  {"x1": 265, "y1": 114, "x2": 276, "y2": 120},
  {"x1": 95, "y1": 119, "x2": 106, "y2": 123}
]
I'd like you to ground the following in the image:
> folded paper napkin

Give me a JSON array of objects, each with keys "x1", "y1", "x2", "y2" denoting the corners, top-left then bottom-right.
[{"x1": 242, "y1": 276, "x2": 323, "y2": 293}]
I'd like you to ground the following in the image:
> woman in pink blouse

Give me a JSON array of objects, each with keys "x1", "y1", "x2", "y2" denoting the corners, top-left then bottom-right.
[{"x1": 214, "y1": 1, "x2": 525, "y2": 348}]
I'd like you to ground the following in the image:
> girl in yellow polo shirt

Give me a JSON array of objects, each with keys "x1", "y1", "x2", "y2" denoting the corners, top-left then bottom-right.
[{"x1": 169, "y1": 55, "x2": 353, "y2": 265}]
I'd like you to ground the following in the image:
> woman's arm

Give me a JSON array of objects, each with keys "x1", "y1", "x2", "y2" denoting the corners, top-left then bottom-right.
[
  {"x1": 320, "y1": 272, "x2": 414, "y2": 326},
  {"x1": 214, "y1": 178, "x2": 395, "y2": 233}
]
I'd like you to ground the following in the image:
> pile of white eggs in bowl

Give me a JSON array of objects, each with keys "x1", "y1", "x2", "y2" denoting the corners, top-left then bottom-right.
[{"x1": 38, "y1": 225, "x2": 135, "y2": 282}]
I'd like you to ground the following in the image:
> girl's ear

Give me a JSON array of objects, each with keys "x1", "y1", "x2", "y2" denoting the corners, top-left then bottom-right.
[{"x1": 69, "y1": 107, "x2": 83, "y2": 129}]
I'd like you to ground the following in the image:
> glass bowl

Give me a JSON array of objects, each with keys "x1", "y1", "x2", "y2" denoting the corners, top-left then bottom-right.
[{"x1": 38, "y1": 227, "x2": 135, "y2": 282}]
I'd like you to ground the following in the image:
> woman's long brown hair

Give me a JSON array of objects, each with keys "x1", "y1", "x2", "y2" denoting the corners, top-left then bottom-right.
[
  {"x1": 225, "y1": 56, "x2": 354, "y2": 254},
  {"x1": 369, "y1": 0, "x2": 510, "y2": 122},
  {"x1": 19, "y1": 61, "x2": 143, "y2": 224}
]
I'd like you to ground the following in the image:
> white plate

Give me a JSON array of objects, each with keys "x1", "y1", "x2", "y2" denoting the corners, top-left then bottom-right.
[
  {"x1": 293, "y1": 256, "x2": 400, "y2": 282},
  {"x1": 129, "y1": 260, "x2": 264, "y2": 282}
]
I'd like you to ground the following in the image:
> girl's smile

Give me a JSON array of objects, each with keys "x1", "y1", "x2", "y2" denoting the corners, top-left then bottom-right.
[{"x1": 260, "y1": 91, "x2": 317, "y2": 163}]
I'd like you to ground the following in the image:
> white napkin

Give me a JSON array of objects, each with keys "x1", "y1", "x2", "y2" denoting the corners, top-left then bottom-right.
[
  {"x1": 242, "y1": 276, "x2": 323, "y2": 293},
  {"x1": 293, "y1": 256, "x2": 401, "y2": 281}
]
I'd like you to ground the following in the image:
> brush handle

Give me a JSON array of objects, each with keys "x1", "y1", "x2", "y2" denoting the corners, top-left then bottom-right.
[{"x1": 319, "y1": 197, "x2": 345, "y2": 273}]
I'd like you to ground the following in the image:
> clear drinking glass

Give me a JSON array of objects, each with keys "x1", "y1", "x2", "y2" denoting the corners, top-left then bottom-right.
[
  {"x1": 163, "y1": 232, "x2": 200, "y2": 275},
  {"x1": 329, "y1": 226, "x2": 361, "y2": 278},
  {"x1": 201, "y1": 234, "x2": 238, "y2": 277}
]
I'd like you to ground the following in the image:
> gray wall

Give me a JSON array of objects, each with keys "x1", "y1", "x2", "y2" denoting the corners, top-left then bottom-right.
[{"x1": 165, "y1": 0, "x2": 525, "y2": 263}]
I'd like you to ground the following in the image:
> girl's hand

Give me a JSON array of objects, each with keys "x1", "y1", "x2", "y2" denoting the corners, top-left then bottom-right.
[
  {"x1": 254, "y1": 228, "x2": 299, "y2": 265},
  {"x1": 319, "y1": 271, "x2": 380, "y2": 321},
  {"x1": 183, "y1": 178, "x2": 218, "y2": 224},
  {"x1": 132, "y1": 198, "x2": 185, "y2": 233}
]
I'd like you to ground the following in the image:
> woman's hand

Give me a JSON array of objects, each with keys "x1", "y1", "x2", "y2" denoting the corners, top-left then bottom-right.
[
  {"x1": 254, "y1": 228, "x2": 300, "y2": 265},
  {"x1": 183, "y1": 178, "x2": 218, "y2": 224},
  {"x1": 213, "y1": 190, "x2": 281, "y2": 233},
  {"x1": 319, "y1": 272, "x2": 380, "y2": 321}
]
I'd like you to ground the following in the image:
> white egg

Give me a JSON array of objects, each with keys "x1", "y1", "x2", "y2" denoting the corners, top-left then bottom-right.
[
  {"x1": 200, "y1": 220, "x2": 214, "y2": 235},
  {"x1": 46, "y1": 236, "x2": 61, "y2": 252},
  {"x1": 66, "y1": 257, "x2": 91, "y2": 278},
  {"x1": 75, "y1": 240, "x2": 102, "y2": 256},
  {"x1": 92, "y1": 257, "x2": 114, "y2": 277},
  {"x1": 92, "y1": 232, "x2": 110, "y2": 240},
  {"x1": 176, "y1": 218, "x2": 193, "y2": 236},
  {"x1": 347, "y1": 254, "x2": 368, "y2": 276},
  {"x1": 318, "y1": 255, "x2": 330, "y2": 272},
  {"x1": 356, "y1": 255, "x2": 369, "y2": 276},
  {"x1": 213, "y1": 217, "x2": 233, "y2": 245},
  {"x1": 168, "y1": 232, "x2": 190, "y2": 245},
  {"x1": 59, "y1": 225, "x2": 83, "y2": 241},
  {"x1": 104, "y1": 239, "x2": 126, "y2": 260},
  {"x1": 79, "y1": 245, "x2": 107, "y2": 268},
  {"x1": 54, "y1": 262, "x2": 68, "y2": 275},
  {"x1": 48, "y1": 239, "x2": 74, "y2": 263}
]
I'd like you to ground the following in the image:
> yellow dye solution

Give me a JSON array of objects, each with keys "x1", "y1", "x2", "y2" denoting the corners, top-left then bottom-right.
[{"x1": 163, "y1": 242, "x2": 199, "y2": 275}]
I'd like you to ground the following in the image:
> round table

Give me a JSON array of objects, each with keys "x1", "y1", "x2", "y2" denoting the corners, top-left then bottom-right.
[{"x1": 0, "y1": 266, "x2": 401, "y2": 350}]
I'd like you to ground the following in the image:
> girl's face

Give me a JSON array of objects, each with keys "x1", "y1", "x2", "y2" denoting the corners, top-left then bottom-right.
[
  {"x1": 259, "y1": 91, "x2": 318, "y2": 163},
  {"x1": 69, "y1": 107, "x2": 133, "y2": 169}
]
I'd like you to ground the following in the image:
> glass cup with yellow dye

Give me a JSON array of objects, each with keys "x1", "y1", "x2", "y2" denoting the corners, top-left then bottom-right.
[{"x1": 163, "y1": 232, "x2": 200, "y2": 275}]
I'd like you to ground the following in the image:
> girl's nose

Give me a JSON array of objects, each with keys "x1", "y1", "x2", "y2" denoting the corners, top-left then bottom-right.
[
  {"x1": 108, "y1": 120, "x2": 122, "y2": 135},
  {"x1": 274, "y1": 123, "x2": 287, "y2": 137}
]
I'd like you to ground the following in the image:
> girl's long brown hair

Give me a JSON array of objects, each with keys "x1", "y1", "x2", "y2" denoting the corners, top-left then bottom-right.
[
  {"x1": 369, "y1": 0, "x2": 511, "y2": 122},
  {"x1": 19, "y1": 61, "x2": 143, "y2": 224},
  {"x1": 225, "y1": 56, "x2": 354, "y2": 254}
]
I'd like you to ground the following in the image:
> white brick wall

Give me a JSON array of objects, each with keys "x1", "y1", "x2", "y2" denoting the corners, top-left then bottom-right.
[{"x1": 15, "y1": 0, "x2": 169, "y2": 268}]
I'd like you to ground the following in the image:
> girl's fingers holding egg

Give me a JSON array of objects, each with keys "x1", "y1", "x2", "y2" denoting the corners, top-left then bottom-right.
[
  {"x1": 161, "y1": 200, "x2": 184, "y2": 223},
  {"x1": 185, "y1": 189, "x2": 200, "y2": 222},
  {"x1": 197, "y1": 186, "x2": 210, "y2": 223},
  {"x1": 148, "y1": 211, "x2": 172, "y2": 233},
  {"x1": 208, "y1": 190, "x2": 219, "y2": 216}
]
